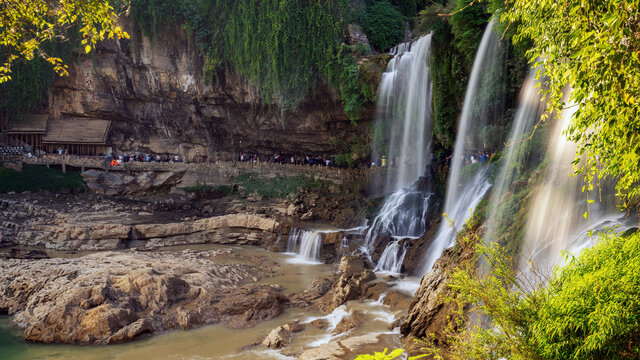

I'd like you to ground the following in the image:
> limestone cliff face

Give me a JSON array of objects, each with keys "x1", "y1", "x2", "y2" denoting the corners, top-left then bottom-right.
[{"x1": 48, "y1": 20, "x2": 371, "y2": 161}]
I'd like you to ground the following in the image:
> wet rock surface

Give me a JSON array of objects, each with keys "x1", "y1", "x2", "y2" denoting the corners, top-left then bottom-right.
[
  {"x1": 311, "y1": 255, "x2": 378, "y2": 314},
  {"x1": 401, "y1": 241, "x2": 476, "y2": 355},
  {"x1": 0, "y1": 248, "x2": 49, "y2": 259},
  {"x1": 0, "y1": 250, "x2": 285, "y2": 344},
  {"x1": 298, "y1": 333, "x2": 399, "y2": 360}
]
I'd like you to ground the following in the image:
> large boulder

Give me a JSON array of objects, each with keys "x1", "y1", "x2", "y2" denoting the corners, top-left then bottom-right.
[
  {"x1": 262, "y1": 326, "x2": 292, "y2": 349},
  {"x1": 102, "y1": 172, "x2": 124, "y2": 187},
  {"x1": 0, "y1": 250, "x2": 284, "y2": 345},
  {"x1": 312, "y1": 255, "x2": 376, "y2": 314}
]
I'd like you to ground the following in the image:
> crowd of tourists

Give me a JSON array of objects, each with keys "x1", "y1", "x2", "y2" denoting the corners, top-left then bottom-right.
[
  {"x1": 238, "y1": 152, "x2": 335, "y2": 167},
  {"x1": 107, "y1": 153, "x2": 181, "y2": 166},
  {"x1": 463, "y1": 151, "x2": 495, "y2": 165}
]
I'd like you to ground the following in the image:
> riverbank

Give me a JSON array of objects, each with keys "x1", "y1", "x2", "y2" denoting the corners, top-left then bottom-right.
[{"x1": 0, "y1": 241, "x2": 414, "y2": 359}]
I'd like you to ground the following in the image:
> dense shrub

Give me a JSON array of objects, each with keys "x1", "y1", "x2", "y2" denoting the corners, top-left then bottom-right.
[
  {"x1": 0, "y1": 165, "x2": 83, "y2": 193},
  {"x1": 365, "y1": 0, "x2": 424, "y2": 17},
  {"x1": 233, "y1": 173, "x2": 326, "y2": 199},
  {"x1": 415, "y1": 228, "x2": 640, "y2": 360},
  {"x1": 450, "y1": 0, "x2": 491, "y2": 69},
  {"x1": 391, "y1": 0, "x2": 420, "y2": 17},
  {"x1": 362, "y1": 1, "x2": 405, "y2": 52},
  {"x1": 0, "y1": 36, "x2": 77, "y2": 123}
]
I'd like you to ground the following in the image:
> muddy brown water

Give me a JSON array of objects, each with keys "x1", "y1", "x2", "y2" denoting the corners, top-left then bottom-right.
[{"x1": 0, "y1": 244, "x2": 404, "y2": 359}]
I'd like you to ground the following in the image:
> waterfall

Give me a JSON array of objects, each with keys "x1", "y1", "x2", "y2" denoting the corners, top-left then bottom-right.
[
  {"x1": 374, "y1": 240, "x2": 408, "y2": 274},
  {"x1": 420, "y1": 20, "x2": 504, "y2": 273},
  {"x1": 372, "y1": 34, "x2": 434, "y2": 192},
  {"x1": 364, "y1": 33, "x2": 435, "y2": 272},
  {"x1": 518, "y1": 94, "x2": 631, "y2": 277},
  {"x1": 443, "y1": 20, "x2": 503, "y2": 210},
  {"x1": 422, "y1": 168, "x2": 491, "y2": 272},
  {"x1": 286, "y1": 228, "x2": 323, "y2": 264},
  {"x1": 484, "y1": 69, "x2": 546, "y2": 244},
  {"x1": 485, "y1": 77, "x2": 631, "y2": 278},
  {"x1": 362, "y1": 187, "x2": 430, "y2": 258}
]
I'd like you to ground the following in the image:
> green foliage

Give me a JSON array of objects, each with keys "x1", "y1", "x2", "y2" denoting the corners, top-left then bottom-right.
[
  {"x1": 0, "y1": 0, "x2": 128, "y2": 83},
  {"x1": 416, "y1": 228, "x2": 640, "y2": 360},
  {"x1": 323, "y1": 45, "x2": 382, "y2": 123},
  {"x1": 129, "y1": 0, "x2": 183, "y2": 38},
  {"x1": 429, "y1": 20, "x2": 466, "y2": 153},
  {"x1": 130, "y1": 0, "x2": 347, "y2": 114},
  {"x1": 0, "y1": 57, "x2": 54, "y2": 123},
  {"x1": 364, "y1": 0, "x2": 423, "y2": 17},
  {"x1": 391, "y1": 0, "x2": 420, "y2": 17},
  {"x1": 0, "y1": 165, "x2": 83, "y2": 193},
  {"x1": 450, "y1": 0, "x2": 490, "y2": 69},
  {"x1": 500, "y1": 0, "x2": 640, "y2": 208},
  {"x1": 354, "y1": 348, "x2": 405, "y2": 360},
  {"x1": 362, "y1": 1, "x2": 405, "y2": 52},
  {"x1": 331, "y1": 132, "x2": 371, "y2": 168},
  {"x1": 0, "y1": 35, "x2": 78, "y2": 123},
  {"x1": 532, "y1": 229, "x2": 640, "y2": 359},
  {"x1": 486, "y1": 124, "x2": 549, "y2": 255},
  {"x1": 233, "y1": 173, "x2": 326, "y2": 199}
]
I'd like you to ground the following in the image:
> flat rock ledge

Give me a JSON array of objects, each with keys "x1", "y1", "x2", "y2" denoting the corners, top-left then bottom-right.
[
  {"x1": 0, "y1": 198, "x2": 282, "y2": 250},
  {"x1": 0, "y1": 250, "x2": 286, "y2": 345}
]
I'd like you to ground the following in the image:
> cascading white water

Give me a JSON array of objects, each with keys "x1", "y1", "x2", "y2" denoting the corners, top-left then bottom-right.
[
  {"x1": 286, "y1": 228, "x2": 323, "y2": 264},
  {"x1": 364, "y1": 34, "x2": 435, "y2": 271},
  {"x1": 362, "y1": 188, "x2": 430, "y2": 259},
  {"x1": 443, "y1": 20, "x2": 502, "y2": 209},
  {"x1": 420, "y1": 20, "x2": 504, "y2": 273},
  {"x1": 484, "y1": 69, "x2": 546, "y2": 243},
  {"x1": 518, "y1": 95, "x2": 631, "y2": 276},
  {"x1": 373, "y1": 34, "x2": 434, "y2": 192},
  {"x1": 421, "y1": 168, "x2": 491, "y2": 272},
  {"x1": 374, "y1": 240, "x2": 408, "y2": 274}
]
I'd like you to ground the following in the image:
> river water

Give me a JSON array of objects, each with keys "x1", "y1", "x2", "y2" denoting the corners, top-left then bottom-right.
[{"x1": 0, "y1": 244, "x2": 402, "y2": 360}]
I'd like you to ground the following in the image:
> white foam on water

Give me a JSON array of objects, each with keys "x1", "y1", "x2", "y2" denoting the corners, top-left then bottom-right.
[{"x1": 390, "y1": 278, "x2": 421, "y2": 296}]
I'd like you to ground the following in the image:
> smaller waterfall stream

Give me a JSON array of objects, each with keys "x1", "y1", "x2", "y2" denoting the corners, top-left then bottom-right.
[
  {"x1": 420, "y1": 20, "x2": 504, "y2": 273},
  {"x1": 484, "y1": 68, "x2": 545, "y2": 244},
  {"x1": 442, "y1": 20, "x2": 503, "y2": 210},
  {"x1": 421, "y1": 168, "x2": 491, "y2": 273},
  {"x1": 286, "y1": 228, "x2": 323, "y2": 264},
  {"x1": 362, "y1": 187, "x2": 430, "y2": 258},
  {"x1": 484, "y1": 82, "x2": 632, "y2": 279},
  {"x1": 519, "y1": 95, "x2": 632, "y2": 276},
  {"x1": 374, "y1": 240, "x2": 409, "y2": 274}
]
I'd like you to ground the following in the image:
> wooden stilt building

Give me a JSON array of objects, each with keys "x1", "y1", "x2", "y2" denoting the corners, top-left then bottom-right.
[
  {"x1": 4, "y1": 114, "x2": 49, "y2": 152},
  {"x1": 42, "y1": 118, "x2": 112, "y2": 156}
]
